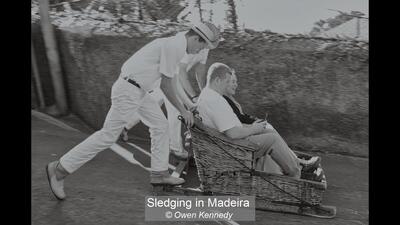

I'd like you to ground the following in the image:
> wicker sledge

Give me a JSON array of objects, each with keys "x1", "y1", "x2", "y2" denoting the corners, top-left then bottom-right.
[{"x1": 185, "y1": 117, "x2": 336, "y2": 218}]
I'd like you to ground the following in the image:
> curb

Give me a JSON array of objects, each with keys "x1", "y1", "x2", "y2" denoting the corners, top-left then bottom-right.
[{"x1": 31, "y1": 110, "x2": 80, "y2": 133}]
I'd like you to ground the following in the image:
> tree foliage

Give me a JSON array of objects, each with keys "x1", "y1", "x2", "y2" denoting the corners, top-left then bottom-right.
[
  {"x1": 225, "y1": 0, "x2": 238, "y2": 31},
  {"x1": 310, "y1": 10, "x2": 366, "y2": 36}
]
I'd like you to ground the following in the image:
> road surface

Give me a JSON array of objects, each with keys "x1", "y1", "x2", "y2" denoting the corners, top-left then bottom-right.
[{"x1": 32, "y1": 112, "x2": 368, "y2": 225}]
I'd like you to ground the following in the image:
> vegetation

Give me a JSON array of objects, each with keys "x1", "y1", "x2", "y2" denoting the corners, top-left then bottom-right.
[{"x1": 310, "y1": 10, "x2": 366, "y2": 36}]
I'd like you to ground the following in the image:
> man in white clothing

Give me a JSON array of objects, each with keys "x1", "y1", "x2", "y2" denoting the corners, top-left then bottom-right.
[
  {"x1": 46, "y1": 22, "x2": 221, "y2": 200},
  {"x1": 120, "y1": 44, "x2": 213, "y2": 160}
]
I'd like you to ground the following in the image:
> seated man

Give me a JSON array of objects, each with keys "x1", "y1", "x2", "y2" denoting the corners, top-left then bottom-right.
[
  {"x1": 197, "y1": 63, "x2": 320, "y2": 179},
  {"x1": 223, "y1": 68, "x2": 320, "y2": 174},
  {"x1": 222, "y1": 69, "x2": 259, "y2": 125},
  {"x1": 222, "y1": 69, "x2": 274, "y2": 131}
]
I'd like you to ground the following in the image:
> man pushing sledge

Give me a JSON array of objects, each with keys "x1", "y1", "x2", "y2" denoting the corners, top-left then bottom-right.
[{"x1": 46, "y1": 22, "x2": 222, "y2": 200}]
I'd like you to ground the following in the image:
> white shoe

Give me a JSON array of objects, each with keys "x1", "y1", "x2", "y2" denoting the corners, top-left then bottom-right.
[
  {"x1": 301, "y1": 156, "x2": 321, "y2": 172},
  {"x1": 150, "y1": 170, "x2": 185, "y2": 185},
  {"x1": 313, "y1": 168, "x2": 325, "y2": 182},
  {"x1": 46, "y1": 161, "x2": 66, "y2": 200},
  {"x1": 170, "y1": 149, "x2": 188, "y2": 160}
]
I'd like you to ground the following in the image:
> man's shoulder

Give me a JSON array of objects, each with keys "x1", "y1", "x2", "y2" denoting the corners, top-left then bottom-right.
[
  {"x1": 199, "y1": 89, "x2": 228, "y2": 106},
  {"x1": 161, "y1": 31, "x2": 187, "y2": 55}
]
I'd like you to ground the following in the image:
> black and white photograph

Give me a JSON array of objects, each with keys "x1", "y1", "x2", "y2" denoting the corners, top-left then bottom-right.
[{"x1": 31, "y1": 0, "x2": 369, "y2": 224}]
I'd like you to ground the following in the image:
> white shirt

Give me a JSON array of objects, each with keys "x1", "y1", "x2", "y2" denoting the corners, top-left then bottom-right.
[
  {"x1": 119, "y1": 32, "x2": 187, "y2": 91},
  {"x1": 197, "y1": 87, "x2": 242, "y2": 132},
  {"x1": 150, "y1": 48, "x2": 209, "y2": 90},
  {"x1": 180, "y1": 49, "x2": 209, "y2": 72},
  {"x1": 146, "y1": 48, "x2": 209, "y2": 100}
]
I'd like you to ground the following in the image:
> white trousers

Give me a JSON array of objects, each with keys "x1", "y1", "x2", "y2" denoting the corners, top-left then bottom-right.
[
  {"x1": 60, "y1": 78, "x2": 170, "y2": 173},
  {"x1": 125, "y1": 88, "x2": 184, "y2": 152}
]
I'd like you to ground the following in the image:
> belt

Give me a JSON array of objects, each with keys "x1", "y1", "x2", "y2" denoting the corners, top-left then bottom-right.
[{"x1": 123, "y1": 77, "x2": 141, "y2": 89}]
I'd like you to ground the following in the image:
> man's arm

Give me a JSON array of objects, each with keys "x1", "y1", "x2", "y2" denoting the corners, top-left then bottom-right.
[
  {"x1": 177, "y1": 62, "x2": 197, "y2": 99},
  {"x1": 194, "y1": 63, "x2": 207, "y2": 90},
  {"x1": 160, "y1": 74, "x2": 193, "y2": 126},
  {"x1": 224, "y1": 122, "x2": 267, "y2": 139},
  {"x1": 174, "y1": 62, "x2": 196, "y2": 109},
  {"x1": 176, "y1": 77, "x2": 196, "y2": 110}
]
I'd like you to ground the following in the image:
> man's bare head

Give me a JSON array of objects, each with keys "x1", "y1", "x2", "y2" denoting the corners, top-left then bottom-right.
[
  {"x1": 207, "y1": 63, "x2": 232, "y2": 86},
  {"x1": 206, "y1": 63, "x2": 233, "y2": 95}
]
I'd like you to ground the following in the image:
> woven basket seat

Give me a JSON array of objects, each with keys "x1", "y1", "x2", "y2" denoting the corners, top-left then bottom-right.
[{"x1": 189, "y1": 117, "x2": 327, "y2": 210}]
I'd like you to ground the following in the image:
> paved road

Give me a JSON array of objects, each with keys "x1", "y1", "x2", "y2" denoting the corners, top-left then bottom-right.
[{"x1": 32, "y1": 113, "x2": 368, "y2": 225}]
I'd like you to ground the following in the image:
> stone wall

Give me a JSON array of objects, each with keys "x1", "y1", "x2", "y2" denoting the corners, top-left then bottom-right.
[
  {"x1": 210, "y1": 31, "x2": 368, "y2": 157},
  {"x1": 32, "y1": 24, "x2": 368, "y2": 157}
]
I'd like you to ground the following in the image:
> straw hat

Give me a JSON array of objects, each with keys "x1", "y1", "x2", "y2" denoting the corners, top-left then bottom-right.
[{"x1": 191, "y1": 22, "x2": 222, "y2": 49}]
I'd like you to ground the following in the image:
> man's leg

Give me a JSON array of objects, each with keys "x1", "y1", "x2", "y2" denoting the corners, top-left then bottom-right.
[
  {"x1": 47, "y1": 78, "x2": 144, "y2": 199},
  {"x1": 121, "y1": 88, "x2": 165, "y2": 141},
  {"x1": 164, "y1": 97, "x2": 185, "y2": 152},
  {"x1": 147, "y1": 87, "x2": 186, "y2": 160},
  {"x1": 260, "y1": 128, "x2": 299, "y2": 160},
  {"x1": 162, "y1": 94, "x2": 189, "y2": 160},
  {"x1": 125, "y1": 88, "x2": 165, "y2": 131},
  {"x1": 255, "y1": 154, "x2": 283, "y2": 175},
  {"x1": 60, "y1": 107, "x2": 130, "y2": 172},
  {"x1": 138, "y1": 94, "x2": 184, "y2": 185},
  {"x1": 260, "y1": 127, "x2": 320, "y2": 168},
  {"x1": 120, "y1": 113, "x2": 141, "y2": 141},
  {"x1": 148, "y1": 87, "x2": 166, "y2": 106},
  {"x1": 247, "y1": 133, "x2": 301, "y2": 178},
  {"x1": 125, "y1": 113, "x2": 141, "y2": 130},
  {"x1": 148, "y1": 88, "x2": 187, "y2": 159},
  {"x1": 59, "y1": 80, "x2": 143, "y2": 173}
]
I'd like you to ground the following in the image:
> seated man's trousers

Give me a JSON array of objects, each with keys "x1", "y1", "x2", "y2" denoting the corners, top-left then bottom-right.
[{"x1": 246, "y1": 130, "x2": 301, "y2": 178}]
